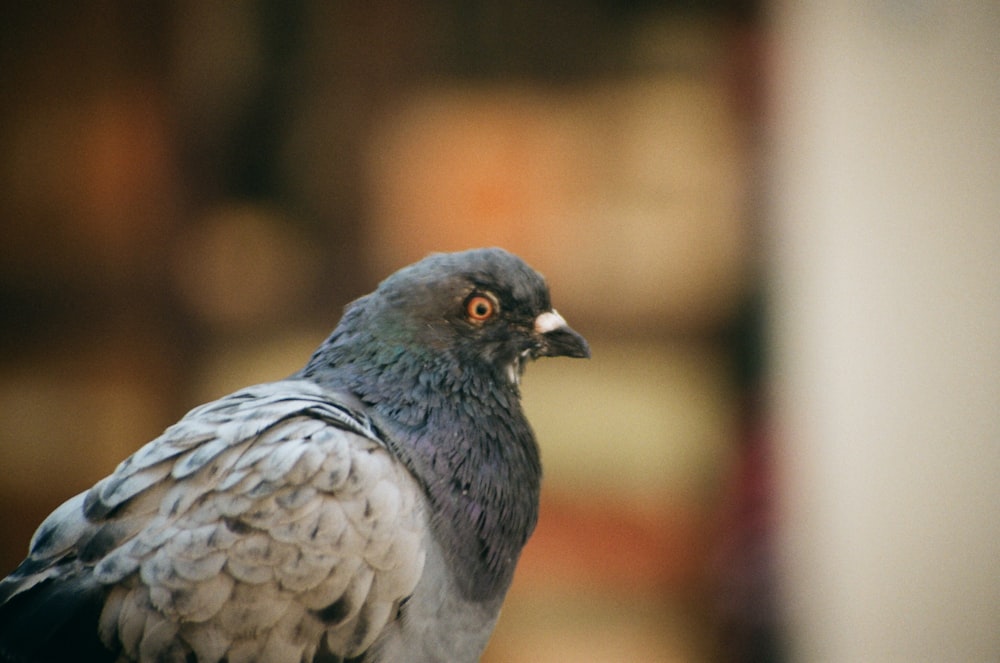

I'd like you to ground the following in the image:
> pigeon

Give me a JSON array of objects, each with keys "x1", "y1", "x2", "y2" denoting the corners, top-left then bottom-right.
[{"x1": 0, "y1": 247, "x2": 589, "y2": 663}]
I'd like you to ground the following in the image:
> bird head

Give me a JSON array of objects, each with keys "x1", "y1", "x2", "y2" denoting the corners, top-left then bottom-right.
[
  {"x1": 368, "y1": 247, "x2": 589, "y2": 387},
  {"x1": 306, "y1": 247, "x2": 589, "y2": 394}
]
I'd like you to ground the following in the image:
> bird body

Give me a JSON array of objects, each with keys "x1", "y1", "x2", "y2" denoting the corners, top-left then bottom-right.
[{"x1": 0, "y1": 248, "x2": 589, "y2": 663}]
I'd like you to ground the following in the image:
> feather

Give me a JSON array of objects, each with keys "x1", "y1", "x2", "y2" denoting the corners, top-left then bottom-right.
[{"x1": 180, "y1": 622, "x2": 231, "y2": 663}]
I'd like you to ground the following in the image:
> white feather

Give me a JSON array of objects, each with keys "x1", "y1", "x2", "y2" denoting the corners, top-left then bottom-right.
[
  {"x1": 171, "y1": 551, "x2": 227, "y2": 583},
  {"x1": 116, "y1": 588, "x2": 150, "y2": 658},
  {"x1": 172, "y1": 572, "x2": 234, "y2": 622},
  {"x1": 180, "y1": 622, "x2": 231, "y2": 663}
]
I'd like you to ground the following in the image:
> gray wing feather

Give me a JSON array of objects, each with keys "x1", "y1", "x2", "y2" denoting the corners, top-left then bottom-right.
[
  {"x1": 2, "y1": 379, "x2": 427, "y2": 662},
  {"x1": 27, "y1": 491, "x2": 91, "y2": 559}
]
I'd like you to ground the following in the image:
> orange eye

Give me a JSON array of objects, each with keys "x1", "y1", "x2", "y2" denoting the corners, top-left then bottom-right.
[{"x1": 466, "y1": 294, "x2": 497, "y2": 322}]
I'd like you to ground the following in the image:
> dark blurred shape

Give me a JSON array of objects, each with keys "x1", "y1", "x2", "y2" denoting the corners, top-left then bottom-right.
[{"x1": 711, "y1": 287, "x2": 783, "y2": 663}]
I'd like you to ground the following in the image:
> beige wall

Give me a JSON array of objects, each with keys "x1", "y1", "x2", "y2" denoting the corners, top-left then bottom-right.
[{"x1": 769, "y1": 2, "x2": 1000, "y2": 660}]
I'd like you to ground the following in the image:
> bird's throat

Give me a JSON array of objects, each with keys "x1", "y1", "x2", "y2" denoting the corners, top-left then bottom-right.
[{"x1": 371, "y1": 395, "x2": 541, "y2": 602}]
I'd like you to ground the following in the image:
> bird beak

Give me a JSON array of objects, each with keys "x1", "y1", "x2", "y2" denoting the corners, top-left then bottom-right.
[{"x1": 533, "y1": 310, "x2": 591, "y2": 359}]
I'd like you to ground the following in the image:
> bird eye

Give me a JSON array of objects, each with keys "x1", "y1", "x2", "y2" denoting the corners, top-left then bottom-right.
[{"x1": 465, "y1": 294, "x2": 497, "y2": 322}]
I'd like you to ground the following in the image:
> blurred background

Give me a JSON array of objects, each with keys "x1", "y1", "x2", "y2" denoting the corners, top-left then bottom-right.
[{"x1": 0, "y1": 2, "x2": 996, "y2": 662}]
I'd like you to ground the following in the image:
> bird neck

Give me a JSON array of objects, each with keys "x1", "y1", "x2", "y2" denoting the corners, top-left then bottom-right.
[
  {"x1": 376, "y1": 365, "x2": 542, "y2": 603},
  {"x1": 308, "y1": 344, "x2": 542, "y2": 602}
]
